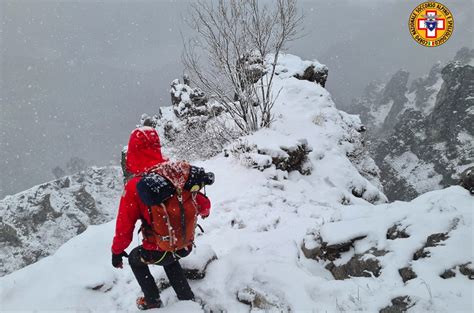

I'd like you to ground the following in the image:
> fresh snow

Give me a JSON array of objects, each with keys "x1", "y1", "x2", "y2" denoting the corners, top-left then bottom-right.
[{"x1": 0, "y1": 54, "x2": 472, "y2": 313}]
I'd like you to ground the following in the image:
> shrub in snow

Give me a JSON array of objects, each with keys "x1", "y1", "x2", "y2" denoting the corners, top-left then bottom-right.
[
  {"x1": 386, "y1": 223, "x2": 410, "y2": 240},
  {"x1": 237, "y1": 51, "x2": 265, "y2": 85},
  {"x1": 160, "y1": 117, "x2": 239, "y2": 161},
  {"x1": 380, "y1": 296, "x2": 414, "y2": 313},
  {"x1": 229, "y1": 140, "x2": 273, "y2": 171},
  {"x1": 230, "y1": 139, "x2": 313, "y2": 176}
]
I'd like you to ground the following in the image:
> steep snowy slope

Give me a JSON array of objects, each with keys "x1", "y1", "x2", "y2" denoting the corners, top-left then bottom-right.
[
  {"x1": 0, "y1": 167, "x2": 122, "y2": 276},
  {"x1": 0, "y1": 55, "x2": 471, "y2": 313}
]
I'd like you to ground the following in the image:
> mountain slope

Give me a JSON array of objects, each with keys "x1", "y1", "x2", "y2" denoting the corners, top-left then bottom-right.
[
  {"x1": 0, "y1": 54, "x2": 471, "y2": 313},
  {"x1": 350, "y1": 47, "x2": 474, "y2": 200},
  {"x1": 0, "y1": 166, "x2": 122, "y2": 276}
]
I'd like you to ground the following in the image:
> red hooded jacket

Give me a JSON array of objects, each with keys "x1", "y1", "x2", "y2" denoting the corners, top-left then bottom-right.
[{"x1": 111, "y1": 127, "x2": 210, "y2": 255}]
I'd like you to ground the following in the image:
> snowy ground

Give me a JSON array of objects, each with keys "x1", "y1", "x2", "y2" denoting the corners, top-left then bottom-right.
[
  {"x1": 0, "y1": 161, "x2": 471, "y2": 312},
  {"x1": 0, "y1": 54, "x2": 472, "y2": 312}
]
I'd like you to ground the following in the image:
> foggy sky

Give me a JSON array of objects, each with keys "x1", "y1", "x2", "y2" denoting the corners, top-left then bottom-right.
[{"x1": 1, "y1": 0, "x2": 473, "y2": 198}]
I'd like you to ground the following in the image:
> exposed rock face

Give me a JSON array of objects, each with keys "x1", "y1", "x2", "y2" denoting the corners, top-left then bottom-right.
[
  {"x1": 0, "y1": 167, "x2": 122, "y2": 276},
  {"x1": 350, "y1": 48, "x2": 474, "y2": 200},
  {"x1": 302, "y1": 232, "x2": 385, "y2": 280}
]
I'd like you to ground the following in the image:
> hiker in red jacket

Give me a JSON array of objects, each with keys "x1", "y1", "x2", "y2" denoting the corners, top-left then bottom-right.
[{"x1": 111, "y1": 126, "x2": 211, "y2": 310}]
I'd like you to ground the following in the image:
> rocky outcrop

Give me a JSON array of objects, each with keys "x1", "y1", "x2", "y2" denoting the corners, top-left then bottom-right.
[
  {"x1": 326, "y1": 248, "x2": 386, "y2": 280},
  {"x1": 302, "y1": 232, "x2": 386, "y2": 280},
  {"x1": 170, "y1": 77, "x2": 211, "y2": 119},
  {"x1": 0, "y1": 167, "x2": 122, "y2": 276},
  {"x1": 293, "y1": 64, "x2": 329, "y2": 87}
]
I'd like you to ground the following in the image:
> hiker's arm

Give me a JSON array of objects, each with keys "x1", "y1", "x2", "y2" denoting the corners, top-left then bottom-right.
[
  {"x1": 196, "y1": 192, "x2": 211, "y2": 218},
  {"x1": 111, "y1": 183, "x2": 140, "y2": 254}
]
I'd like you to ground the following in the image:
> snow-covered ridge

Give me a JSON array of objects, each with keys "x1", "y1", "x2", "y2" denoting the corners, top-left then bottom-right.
[{"x1": 0, "y1": 166, "x2": 122, "y2": 276}]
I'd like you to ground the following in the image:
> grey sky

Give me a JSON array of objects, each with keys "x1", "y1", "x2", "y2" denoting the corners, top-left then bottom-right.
[{"x1": 1, "y1": 0, "x2": 473, "y2": 198}]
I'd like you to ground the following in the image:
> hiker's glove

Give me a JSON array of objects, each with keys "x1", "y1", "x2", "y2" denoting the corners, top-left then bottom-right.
[{"x1": 112, "y1": 251, "x2": 128, "y2": 268}]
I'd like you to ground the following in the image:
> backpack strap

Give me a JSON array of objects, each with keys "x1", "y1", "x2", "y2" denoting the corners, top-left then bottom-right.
[{"x1": 176, "y1": 189, "x2": 187, "y2": 244}]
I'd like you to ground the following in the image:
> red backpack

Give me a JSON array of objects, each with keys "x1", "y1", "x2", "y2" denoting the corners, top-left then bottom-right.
[{"x1": 139, "y1": 161, "x2": 200, "y2": 251}]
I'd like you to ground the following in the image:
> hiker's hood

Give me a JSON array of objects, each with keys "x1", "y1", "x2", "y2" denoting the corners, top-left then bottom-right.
[{"x1": 126, "y1": 127, "x2": 165, "y2": 175}]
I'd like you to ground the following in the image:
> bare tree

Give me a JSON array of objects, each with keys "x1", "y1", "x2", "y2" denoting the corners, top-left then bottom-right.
[{"x1": 183, "y1": 0, "x2": 303, "y2": 134}]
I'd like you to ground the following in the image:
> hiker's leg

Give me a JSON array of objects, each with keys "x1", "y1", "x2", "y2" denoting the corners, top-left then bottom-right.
[
  {"x1": 164, "y1": 260, "x2": 195, "y2": 300},
  {"x1": 128, "y1": 246, "x2": 161, "y2": 304},
  {"x1": 152, "y1": 247, "x2": 194, "y2": 301}
]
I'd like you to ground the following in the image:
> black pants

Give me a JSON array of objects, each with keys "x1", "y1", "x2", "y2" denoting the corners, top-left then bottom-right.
[{"x1": 128, "y1": 246, "x2": 194, "y2": 303}]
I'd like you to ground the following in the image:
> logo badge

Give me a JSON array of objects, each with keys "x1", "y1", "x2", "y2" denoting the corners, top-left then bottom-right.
[{"x1": 409, "y1": 2, "x2": 454, "y2": 47}]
